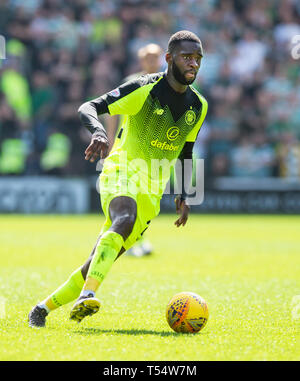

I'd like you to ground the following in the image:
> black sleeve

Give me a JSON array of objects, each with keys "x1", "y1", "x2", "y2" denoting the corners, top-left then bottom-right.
[
  {"x1": 78, "y1": 97, "x2": 109, "y2": 137},
  {"x1": 179, "y1": 141, "x2": 194, "y2": 161},
  {"x1": 176, "y1": 142, "x2": 194, "y2": 201},
  {"x1": 78, "y1": 73, "x2": 163, "y2": 136}
]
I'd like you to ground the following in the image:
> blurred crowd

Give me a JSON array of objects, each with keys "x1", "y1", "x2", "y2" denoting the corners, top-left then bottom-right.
[{"x1": 0, "y1": 0, "x2": 300, "y2": 179}]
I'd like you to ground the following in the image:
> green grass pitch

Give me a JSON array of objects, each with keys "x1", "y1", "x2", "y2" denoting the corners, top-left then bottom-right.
[{"x1": 0, "y1": 213, "x2": 299, "y2": 361}]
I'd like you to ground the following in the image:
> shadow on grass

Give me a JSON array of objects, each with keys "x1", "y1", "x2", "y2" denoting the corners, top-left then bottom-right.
[{"x1": 73, "y1": 327, "x2": 208, "y2": 337}]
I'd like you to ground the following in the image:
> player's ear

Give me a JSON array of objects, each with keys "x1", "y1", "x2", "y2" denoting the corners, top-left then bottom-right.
[{"x1": 165, "y1": 52, "x2": 172, "y2": 65}]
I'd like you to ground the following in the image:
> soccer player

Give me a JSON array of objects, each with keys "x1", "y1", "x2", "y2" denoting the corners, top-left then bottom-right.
[
  {"x1": 106, "y1": 42, "x2": 163, "y2": 257},
  {"x1": 28, "y1": 30, "x2": 208, "y2": 327}
]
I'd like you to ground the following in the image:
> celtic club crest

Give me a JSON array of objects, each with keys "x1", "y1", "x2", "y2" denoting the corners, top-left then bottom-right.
[{"x1": 185, "y1": 110, "x2": 196, "y2": 125}]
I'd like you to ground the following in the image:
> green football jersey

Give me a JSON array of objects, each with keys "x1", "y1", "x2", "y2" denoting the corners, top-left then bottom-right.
[
  {"x1": 106, "y1": 73, "x2": 207, "y2": 159},
  {"x1": 80, "y1": 72, "x2": 208, "y2": 196}
]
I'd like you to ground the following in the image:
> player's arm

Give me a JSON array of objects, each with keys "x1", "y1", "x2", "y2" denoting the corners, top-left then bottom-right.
[
  {"x1": 174, "y1": 142, "x2": 193, "y2": 227},
  {"x1": 78, "y1": 98, "x2": 110, "y2": 162},
  {"x1": 174, "y1": 93, "x2": 208, "y2": 226},
  {"x1": 78, "y1": 74, "x2": 160, "y2": 162}
]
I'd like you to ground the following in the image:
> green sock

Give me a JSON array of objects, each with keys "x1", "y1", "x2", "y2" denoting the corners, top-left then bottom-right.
[
  {"x1": 48, "y1": 267, "x2": 84, "y2": 308},
  {"x1": 87, "y1": 231, "x2": 124, "y2": 285}
]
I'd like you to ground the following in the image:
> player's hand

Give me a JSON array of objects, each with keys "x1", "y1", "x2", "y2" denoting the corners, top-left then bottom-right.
[
  {"x1": 85, "y1": 132, "x2": 109, "y2": 162},
  {"x1": 174, "y1": 196, "x2": 190, "y2": 227}
]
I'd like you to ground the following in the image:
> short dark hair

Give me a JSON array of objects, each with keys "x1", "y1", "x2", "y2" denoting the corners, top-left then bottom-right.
[{"x1": 167, "y1": 30, "x2": 203, "y2": 55}]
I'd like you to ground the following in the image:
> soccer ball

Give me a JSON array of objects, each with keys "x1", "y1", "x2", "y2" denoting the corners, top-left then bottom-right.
[{"x1": 166, "y1": 292, "x2": 209, "y2": 333}]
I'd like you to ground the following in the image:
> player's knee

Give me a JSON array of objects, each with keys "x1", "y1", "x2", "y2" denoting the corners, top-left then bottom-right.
[
  {"x1": 112, "y1": 213, "x2": 136, "y2": 239},
  {"x1": 115, "y1": 213, "x2": 136, "y2": 229}
]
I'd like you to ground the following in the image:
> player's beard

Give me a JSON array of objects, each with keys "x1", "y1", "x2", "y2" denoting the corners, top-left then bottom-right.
[{"x1": 171, "y1": 60, "x2": 196, "y2": 85}]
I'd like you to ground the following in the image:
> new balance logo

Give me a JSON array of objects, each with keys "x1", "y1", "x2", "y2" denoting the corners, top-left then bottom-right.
[{"x1": 153, "y1": 108, "x2": 164, "y2": 115}]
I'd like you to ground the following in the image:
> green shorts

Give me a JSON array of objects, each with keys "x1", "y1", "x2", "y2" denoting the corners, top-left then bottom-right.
[{"x1": 99, "y1": 153, "x2": 161, "y2": 251}]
